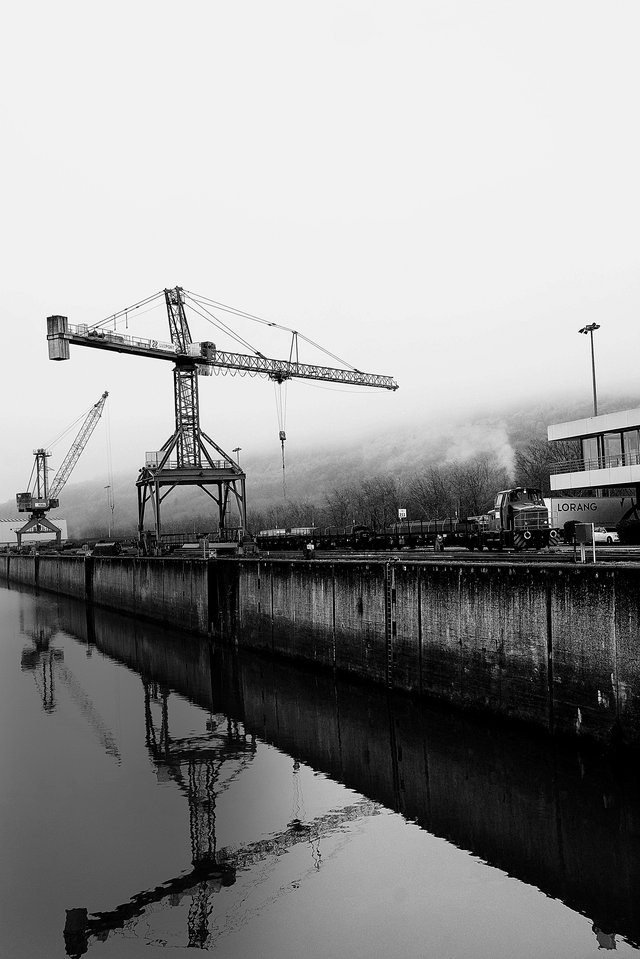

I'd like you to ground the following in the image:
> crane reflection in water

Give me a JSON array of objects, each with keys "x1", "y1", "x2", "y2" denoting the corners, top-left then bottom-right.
[
  {"x1": 20, "y1": 611, "x2": 120, "y2": 761},
  {"x1": 13, "y1": 594, "x2": 638, "y2": 958},
  {"x1": 62, "y1": 680, "x2": 380, "y2": 956}
]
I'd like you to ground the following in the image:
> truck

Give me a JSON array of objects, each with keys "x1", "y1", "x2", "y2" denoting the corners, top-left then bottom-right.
[
  {"x1": 465, "y1": 487, "x2": 553, "y2": 551},
  {"x1": 544, "y1": 496, "x2": 635, "y2": 536}
]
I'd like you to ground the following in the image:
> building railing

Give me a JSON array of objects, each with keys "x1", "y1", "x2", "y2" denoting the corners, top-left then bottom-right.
[{"x1": 550, "y1": 450, "x2": 640, "y2": 474}]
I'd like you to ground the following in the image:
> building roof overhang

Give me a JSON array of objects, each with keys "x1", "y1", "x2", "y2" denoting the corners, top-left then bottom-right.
[{"x1": 548, "y1": 407, "x2": 640, "y2": 442}]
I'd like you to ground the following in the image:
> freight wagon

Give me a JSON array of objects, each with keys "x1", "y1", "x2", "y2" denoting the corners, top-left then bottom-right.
[{"x1": 256, "y1": 488, "x2": 554, "y2": 552}]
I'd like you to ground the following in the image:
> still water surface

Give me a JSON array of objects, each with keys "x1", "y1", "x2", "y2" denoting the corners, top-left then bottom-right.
[{"x1": 0, "y1": 582, "x2": 638, "y2": 958}]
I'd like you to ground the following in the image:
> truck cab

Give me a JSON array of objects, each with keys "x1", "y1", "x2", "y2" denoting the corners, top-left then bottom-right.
[{"x1": 484, "y1": 488, "x2": 551, "y2": 550}]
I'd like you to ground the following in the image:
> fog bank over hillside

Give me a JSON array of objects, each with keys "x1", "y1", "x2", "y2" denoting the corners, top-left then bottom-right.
[{"x1": 2, "y1": 392, "x2": 637, "y2": 540}]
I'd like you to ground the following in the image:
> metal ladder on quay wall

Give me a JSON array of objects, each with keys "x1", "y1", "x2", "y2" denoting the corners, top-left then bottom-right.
[{"x1": 384, "y1": 563, "x2": 396, "y2": 687}]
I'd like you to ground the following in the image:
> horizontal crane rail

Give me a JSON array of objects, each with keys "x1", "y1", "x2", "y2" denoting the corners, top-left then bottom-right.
[{"x1": 48, "y1": 322, "x2": 399, "y2": 390}]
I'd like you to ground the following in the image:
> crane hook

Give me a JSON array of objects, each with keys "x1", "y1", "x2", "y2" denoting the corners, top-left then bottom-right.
[{"x1": 279, "y1": 429, "x2": 286, "y2": 497}]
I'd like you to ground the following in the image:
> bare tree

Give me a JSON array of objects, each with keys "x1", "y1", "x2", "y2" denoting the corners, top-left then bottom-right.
[
  {"x1": 515, "y1": 438, "x2": 581, "y2": 495},
  {"x1": 409, "y1": 465, "x2": 459, "y2": 518},
  {"x1": 456, "y1": 455, "x2": 510, "y2": 516},
  {"x1": 325, "y1": 486, "x2": 354, "y2": 527},
  {"x1": 359, "y1": 476, "x2": 400, "y2": 530}
]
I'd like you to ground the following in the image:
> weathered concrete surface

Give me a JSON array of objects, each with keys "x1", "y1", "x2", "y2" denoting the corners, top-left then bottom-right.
[
  {"x1": 3, "y1": 553, "x2": 640, "y2": 746},
  {"x1": 406, "y1": 563, "x2": 551, "y2": 725},
  {"x1": 0, "y1": 554, "x2": 37, "y2": 587},
  {"x1": 1, "y1": 554, "x2": 209, "y2": 635},
  {"x1": 38, "y1": 554, "x2": 87, "y2": 599},
  {"x1": 228, "y1": 558, "x2": 640, "y2": 747},
  {"x1": 236, "y1": 561, "x2": 387, "y2": 679},
  {"x1": 91, "y1": 557, "x2": 208, "y2": 634}
]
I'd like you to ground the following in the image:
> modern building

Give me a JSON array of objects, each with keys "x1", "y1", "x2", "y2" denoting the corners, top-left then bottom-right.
[{"x1": 547, "y1": 407, "x2": 640, "y2": 496}]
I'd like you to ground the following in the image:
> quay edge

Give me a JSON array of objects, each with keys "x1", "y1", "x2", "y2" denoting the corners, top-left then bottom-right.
[{"x1": 1, "y1": 553, "x2": 639, "y2": 749}]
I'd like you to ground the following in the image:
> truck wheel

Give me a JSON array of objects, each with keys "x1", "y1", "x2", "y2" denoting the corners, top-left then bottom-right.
[{"x1": 606, "y1": 535, "x2": 613, "y2": 544}]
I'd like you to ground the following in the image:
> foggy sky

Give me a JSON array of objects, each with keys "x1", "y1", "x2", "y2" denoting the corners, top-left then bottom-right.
[{"x1": 2, "y1": 1, "x2": 640, "y2": 505}]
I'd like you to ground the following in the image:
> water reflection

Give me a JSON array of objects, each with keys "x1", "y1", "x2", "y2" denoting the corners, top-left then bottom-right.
[
  {"x1": 65, "y1": 697, "x2": 257, "y2": 955},
  {"x1": 4, "y1": 584, "x2": 640, "y2": 957},
  {"x1": 21, "y1": 617, "x2": 121, "y2": 761},
  {"x1": 63, "y1": 678, "x2": 382, "y2": 957}
]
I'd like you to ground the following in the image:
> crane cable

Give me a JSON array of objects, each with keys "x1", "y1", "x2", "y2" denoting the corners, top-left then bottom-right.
[
  {"x1": 185, "y1": 289, "x2": 362, "y2": 371},
  {"x1": 91, "y1": 290, "x2": 166, "y2": 331},
  {"x1": 24, "y1": 399, "x2": 103, "y2": 492},
  {"x1": 273, "y1": 381, "x2": 287, "y2": 499},
  {"x1": 105, "y1": 403, "x2": 115, "y2": 533},
  {"x1": 24, "y1": 458, "x2": 37, "y2": 497},
  {"x1": 182, "y1": 297, "x2": 262, "y2": 356},
  {"x1": 46, "y1": 401, "x2": 99, "y2": 450},
  {"x1": 290, "y1": 759, "x2": 303, "y2": 827}
]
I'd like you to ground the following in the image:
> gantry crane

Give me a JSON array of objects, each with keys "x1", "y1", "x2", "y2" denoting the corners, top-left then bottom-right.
[
  {"x1": 15, "y1": 391, "x2": 108, "y2": 547},
  {"x1": 46, "y1": 287, "x2": 398, "y2": 552}
]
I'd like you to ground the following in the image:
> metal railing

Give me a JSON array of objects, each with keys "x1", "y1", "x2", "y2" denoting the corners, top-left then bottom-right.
[
  {"x1": 550, "y1": 450, "x2": 640, "y2": 474},
  {"x1": 145, "y1": 458, "x2": 234, "y2": 471},
  {"x1": 72, "y1": 324, "x2": 177, "y2": 354}
]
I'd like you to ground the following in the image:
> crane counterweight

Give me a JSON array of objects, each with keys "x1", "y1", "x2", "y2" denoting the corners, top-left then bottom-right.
[{"x1": 46, "y1": 286, "x2": 398, "y2": 552}]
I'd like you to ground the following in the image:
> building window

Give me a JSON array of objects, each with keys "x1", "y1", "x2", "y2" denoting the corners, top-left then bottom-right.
[
  {"x1": 623, "y1": 429, "x2": 640, "y2": 465},
  {"x1": 582, "y1": 436, "x2": 600, "y2": 469},
  {"x1": 603, "y1": 432, "x2": 623, "y2": 466}
]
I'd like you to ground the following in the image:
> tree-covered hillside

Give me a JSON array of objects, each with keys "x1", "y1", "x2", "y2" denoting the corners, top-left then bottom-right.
[{"x1": 2, "y1": 393, "x2": 636, "y2": 540}]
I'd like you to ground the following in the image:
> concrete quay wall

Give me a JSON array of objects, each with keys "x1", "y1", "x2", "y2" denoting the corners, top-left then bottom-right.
[
  {"x1": 0, "y1": 553, "x2": 209, "y2": 635},
  {"x1": 2, "y1": 553, "x2": 639, "y2": 747},
  {"x1": 232, "y1": 559, "x2": 640, "y2": 747}
]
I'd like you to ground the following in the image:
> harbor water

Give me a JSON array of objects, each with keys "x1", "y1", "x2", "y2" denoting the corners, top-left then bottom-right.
[{"x1": 0, "y1": 582, "x2": 638, "y2": 958}]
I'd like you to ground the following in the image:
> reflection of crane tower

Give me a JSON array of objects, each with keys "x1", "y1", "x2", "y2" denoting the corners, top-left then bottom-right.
[
  {"x1": 143, "y1": 682, "x2": 256, "y2": 947},
  {"x1": 20, "y1": 626, "x2": 61, "y2": 712},
  {"x1": 63, "y1": 681, "x2": 381, "y2": 956},
  {"x1": 46, "y1": 286, "x2": 398, "y2": 551},
  {"x1": 20, "y1": 618, "x2": 121, "y2": 761},
  {"x1": 15, "y1": 391, "x2": 108, "y2": 547},
  {"x1": 143, "y1": 683, "x2": 257, "y2": 870}
]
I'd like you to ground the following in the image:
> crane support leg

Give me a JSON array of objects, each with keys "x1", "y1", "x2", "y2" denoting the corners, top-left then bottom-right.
[{"x1": 16, "y1": 514, "x2": 62, "y2": 548}]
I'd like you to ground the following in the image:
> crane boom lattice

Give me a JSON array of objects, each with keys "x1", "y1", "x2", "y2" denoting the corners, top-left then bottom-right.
[
  {"x1": 50, "y1": 392, "x2": 109, "y2": 499},
  {"x1": 46, "y1": 287, "x2": 398, "y2": 551},
  {"x1": 15, "y1": 391, "x2": 108, "y2": 547}
]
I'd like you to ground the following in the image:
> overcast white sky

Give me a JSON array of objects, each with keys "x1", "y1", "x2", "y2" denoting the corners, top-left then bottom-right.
[{"x1": 2, "y1": 0, "x2": 640, "y2": 504}]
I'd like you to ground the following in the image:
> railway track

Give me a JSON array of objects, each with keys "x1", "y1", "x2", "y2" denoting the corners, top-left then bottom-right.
[{"x1": 256, "y1": 546, "x2": 640, "y2": 565}]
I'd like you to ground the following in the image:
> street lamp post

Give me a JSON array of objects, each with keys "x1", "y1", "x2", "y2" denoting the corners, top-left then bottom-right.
[{"x1": 578, "y1": 323, "x2": 600, "y2": 416}]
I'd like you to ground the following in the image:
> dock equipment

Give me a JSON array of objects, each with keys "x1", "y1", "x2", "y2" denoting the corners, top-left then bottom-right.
[
  {"x1": 47, "y1": 287, "x2": 398, "y2": 551},
  {"x1": 15, "y1": 392, "x2": 108, "y2": 547}
]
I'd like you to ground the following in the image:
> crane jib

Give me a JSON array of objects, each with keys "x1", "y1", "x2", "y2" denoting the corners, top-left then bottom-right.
[{"x1": 47, "y1": 318, "x2": 399, "y2": 391}]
